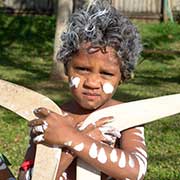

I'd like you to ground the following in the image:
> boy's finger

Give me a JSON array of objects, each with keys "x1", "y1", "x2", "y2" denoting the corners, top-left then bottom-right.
[
  {"x1": 28, "y1": 118, "x2": 44, "y2": 127},
  {"x1": 33, "y1": 107, "x2": 51, "y2": 118},
  {"x1": 82, "y1": 116, "x2": 114, "y2": 133},
  {"x1": 95, "y1": 116, "x2": 114, "y2": 127}
]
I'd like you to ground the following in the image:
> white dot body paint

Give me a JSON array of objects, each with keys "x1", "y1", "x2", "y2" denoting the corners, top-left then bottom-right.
[
  {"x1": 74, "y1": 143, "x2": 85, "y2": 152},
  {"x1": 110, "y1": 149, "x2": 118, "y2": 163},
  {"x1": 102, "y1": 82, "x2": 114, "y2": 94},
  {"x1": 89, "y1": 143, "x2": 98, "y2": 159},
  {"x1": 33, "y1": 134, "x2": 44, "y2": 143},
  {"x1": 69, "y1": 76, "x2": 80, "y2": 88},
  {"x1": 97, "y1": 148, "x2": 107, "y2": 164},
  {"x1": 118, "y1": 151, "x2": 126, "y2": 168},
  {"x1": 34, "y1": 125, "x2": 44, "y2": 133},
  {"x1": 64, "y1": 141, "x2": 73, "y2": 147},
  {"x1": 62, "y1": 172, "x2": 67, "y2": 180},
  {"x1": 128, "y1": 155, "x2": 135, "y2": 168}
]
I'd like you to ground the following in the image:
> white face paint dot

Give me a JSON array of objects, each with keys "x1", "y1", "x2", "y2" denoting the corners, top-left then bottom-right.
[
  {"x1": 118, "y1": 151, "x2": 126, "y2": 168},
  {"x1": 89, "y1": 143, "x2": 98, "y2": 159},
  {"x1": 102, "y1": 82, "x2": 114, "y2": 94},
  {"x1": 97, "y1": 148, "x2": 107, "y2": 164},
  {"x1": 74, "y1": 143, "x2": 84, "y2": 152},
  {"x1": 110, "y1": 149, "x2": 118, "y2": 163},
  {"x1": 69, "y1": 76, "x2": 80, "y2": 88}
]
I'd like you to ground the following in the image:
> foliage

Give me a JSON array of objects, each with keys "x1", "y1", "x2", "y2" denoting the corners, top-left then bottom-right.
[{"x1": 0, "y1": 14, "x2": 180, "y2": 179}]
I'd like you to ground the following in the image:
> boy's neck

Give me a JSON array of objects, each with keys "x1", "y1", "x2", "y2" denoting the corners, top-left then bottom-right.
[{"x1": 61, "y1": 99, "x2": 120, "y2": 115}]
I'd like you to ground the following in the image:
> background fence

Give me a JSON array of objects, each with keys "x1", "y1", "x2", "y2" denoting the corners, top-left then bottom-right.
[{"x1": 0, "y1": 0, "x2": 180, "y2": 20}]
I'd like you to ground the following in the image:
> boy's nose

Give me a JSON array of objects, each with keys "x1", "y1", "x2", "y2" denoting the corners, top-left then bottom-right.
[{"x1": 84, "y1": 74, "x2": 101, "y2": 89}]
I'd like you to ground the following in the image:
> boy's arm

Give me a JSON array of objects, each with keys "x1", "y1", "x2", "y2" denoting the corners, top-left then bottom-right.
[{"x1": 63, "y1": 126, "x2": 147, "y2": 180}]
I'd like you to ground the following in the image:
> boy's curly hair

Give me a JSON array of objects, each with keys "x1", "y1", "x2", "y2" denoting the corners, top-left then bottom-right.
[{"x1": 57, "y1": 0, "x2": 142, "y2": 81}]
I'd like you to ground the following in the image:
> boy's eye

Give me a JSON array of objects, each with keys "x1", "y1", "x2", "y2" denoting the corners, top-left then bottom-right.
[
  {"x1": 101, "y1": 71, "x2": 114, "y2": 76},
  {"x1": 75, "y1": 67, "x2": 90, "y2": 72}
]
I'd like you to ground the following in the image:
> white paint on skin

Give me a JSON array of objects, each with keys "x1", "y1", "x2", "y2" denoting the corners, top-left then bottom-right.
[
  {"x1": 74, "y1": 142, "x2": 85, "y2": 152},
  {"x1": 64, "y1": 141, "x2": 73, "y2": 146},
  {"x1": 136, "y1": 147, "x2": 147, "y2": 158},
  {"x1": 135, "y1": 152, "x2": 147, "y2": 166},
  {"x1": 136, "y1": 127, "x2": 144, "y2": 133},
  {"x1": 99, "y1": 126, "x2": 121, "y2": 138},
  {"x1": 132, "y1": 139, "x2": 146, "y2": 146},
  {"x1": 97, "y1": 148, "x2": 107, "y2": 164},
  {"x1": 134, "y1": 132, "x2": 145, "y2": 140},
  {"x1": 34, "y1": 125, "x2": 44, "y2": 133},
  {"x1": 135, "y1": 152, "x2": 147, "y2": 180},
  {"x1": 33, "y1": 134, "x2": 44, "y2": 143},
  {"x1": 69, "y1": 76, "x2": 80, "y2": 88},
  {"x1": 118, "y1": 151, "x2": 126, "y2": 168},
  {"x1": 62, "y1": 172, "x2": 67, "y2": 180},
  {"x1": 102, "y1": 82, "x2": 114, "y2": 94},
  {"x1": 110, "y1": 149, "x2": 118, "y2": 163},
  {"x1": 128, "y1": 155, "x2": 135, "y2": 168},
  {"x1": 89, "y1": 143, "x2": 98, "y2": 159}
]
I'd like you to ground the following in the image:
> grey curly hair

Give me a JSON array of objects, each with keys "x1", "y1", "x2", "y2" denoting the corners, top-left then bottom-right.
[{"x1": 57, "y1": 0, "x2": 142, "y2": 81}]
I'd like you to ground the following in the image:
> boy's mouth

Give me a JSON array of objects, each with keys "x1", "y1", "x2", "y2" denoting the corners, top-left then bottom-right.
[{"x1": 82, "y1": 92, "x2": 100, "y2": 100}]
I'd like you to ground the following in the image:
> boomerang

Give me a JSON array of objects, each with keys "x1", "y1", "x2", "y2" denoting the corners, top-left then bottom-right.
[{"x1": 0, "y1": 79, "x2": 180, "y2": 180}]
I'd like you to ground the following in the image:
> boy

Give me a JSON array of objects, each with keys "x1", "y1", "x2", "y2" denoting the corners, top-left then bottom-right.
[{"x1": 19, "y1": 0, "x2": 147, "y2": 180}]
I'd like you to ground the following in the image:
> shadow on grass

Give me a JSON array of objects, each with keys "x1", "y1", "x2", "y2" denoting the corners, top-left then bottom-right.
[
  {"x1": 0, "y1": 14, "x2": 72, "y2": 102},
  {"x1": 0, "y1": 14, "x2": 55, "y2": 81}
]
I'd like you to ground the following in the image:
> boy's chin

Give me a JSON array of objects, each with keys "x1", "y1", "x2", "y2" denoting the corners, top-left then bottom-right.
[{"x1": 80, "y1": 102, "x2": 105, "y2": 111}]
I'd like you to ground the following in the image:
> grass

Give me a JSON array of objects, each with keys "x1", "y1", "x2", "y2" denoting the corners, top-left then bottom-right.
[{"x1": 0, "y1": 14, "x2": 180, "y2": 179}]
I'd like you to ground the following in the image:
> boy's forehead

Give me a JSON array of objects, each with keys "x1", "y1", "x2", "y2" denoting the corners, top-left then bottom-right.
[{"x1": 73, "y1": 48, "x2": 120, "y2": 66}]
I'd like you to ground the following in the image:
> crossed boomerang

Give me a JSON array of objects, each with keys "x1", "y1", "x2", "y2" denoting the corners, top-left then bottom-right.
[{"x1": 0, "y1": 79, "x2": 180, "y2": 180}]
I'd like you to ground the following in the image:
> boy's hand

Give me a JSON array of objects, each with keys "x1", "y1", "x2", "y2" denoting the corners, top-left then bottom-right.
[
  {"x1": 28, "y1": 107, "x2": 77, "y2": 146},
  {"x1": 79, "y1": 117, "x2": 120, "y2": 146}
]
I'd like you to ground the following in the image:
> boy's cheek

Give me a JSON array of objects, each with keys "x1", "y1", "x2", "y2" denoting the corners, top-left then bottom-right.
[{"x1": 69, "y1": 76, "x2": 81, "y2": 88}]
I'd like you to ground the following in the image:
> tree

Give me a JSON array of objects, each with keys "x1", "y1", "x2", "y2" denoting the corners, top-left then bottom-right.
[
  {"x1": 50, "y1": 0, "x2": 73, "y2": 81},
  {"x1": 51, "y1": 0, "x2": 87, "y2": 81}
]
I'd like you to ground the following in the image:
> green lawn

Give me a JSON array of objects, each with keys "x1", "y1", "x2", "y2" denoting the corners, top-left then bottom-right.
[{"x1": 0, "y1": 14, "x2": 180, "y2": 179}]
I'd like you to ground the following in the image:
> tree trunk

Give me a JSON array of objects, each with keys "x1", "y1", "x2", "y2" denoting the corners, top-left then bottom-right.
[{"x1": 50, "y1": 0, "x2": 73, "y2": 81}]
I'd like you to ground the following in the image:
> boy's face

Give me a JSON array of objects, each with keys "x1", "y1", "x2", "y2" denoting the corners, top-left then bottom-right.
[{"x1": 67, "y1": 45, "x2": 121, "y2": 110}]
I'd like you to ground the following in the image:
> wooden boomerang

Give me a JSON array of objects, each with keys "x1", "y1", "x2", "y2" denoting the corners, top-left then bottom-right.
[{"x1": 0, "y1": 79, "x2": 180, "y2": 180}]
